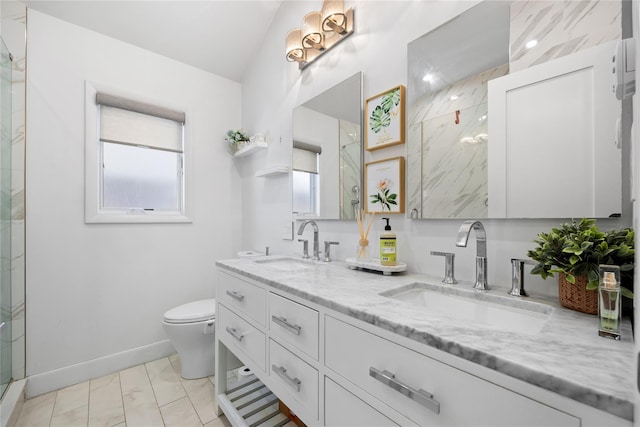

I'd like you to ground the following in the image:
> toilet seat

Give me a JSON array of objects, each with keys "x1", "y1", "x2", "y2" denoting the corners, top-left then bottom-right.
[{"x1": 163, "y1": 299, "x2": 216, "y2": 324}]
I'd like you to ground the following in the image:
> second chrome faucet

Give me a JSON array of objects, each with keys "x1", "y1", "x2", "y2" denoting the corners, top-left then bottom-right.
[
  {"x1": 456, "y1": 220, "x2": 489, "y2": 290},
  {"x1": 297, "y1": 220, "x2": 339, "y2": 262}
]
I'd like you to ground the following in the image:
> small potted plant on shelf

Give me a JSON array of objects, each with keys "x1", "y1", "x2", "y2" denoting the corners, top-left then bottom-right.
[
  {"x1": 225, "y1": 129, "x2": 250, "y2": 153},
  {"x1": 527, "y1": 218, "x2": 634, "y2": 315}
]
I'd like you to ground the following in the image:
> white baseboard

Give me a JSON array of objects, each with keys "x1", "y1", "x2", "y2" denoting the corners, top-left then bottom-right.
[
  {"x1": 25, "y1": 340, "x2": 175, "y2": 398},
  {"x1": 1, "y1": 379, "x2": 26, "y2": 427}
]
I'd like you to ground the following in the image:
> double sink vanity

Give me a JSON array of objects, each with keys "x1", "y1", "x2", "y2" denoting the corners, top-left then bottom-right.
[{"x1": 214, "y1": 254, "x2": 634, "y2": 427}]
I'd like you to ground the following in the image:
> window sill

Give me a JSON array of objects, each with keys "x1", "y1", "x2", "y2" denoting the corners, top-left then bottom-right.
[{"x1": 85, "y1": 212, "x2": 192, "y2": 224}]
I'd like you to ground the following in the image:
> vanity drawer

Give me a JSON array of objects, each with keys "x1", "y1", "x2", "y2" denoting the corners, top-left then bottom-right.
[
  {"x1": 325, "y1": 316, "x2": 579, "y2": 427},
  {"x1": 269, "y1": 338, "x2": 318, "y2": 423},
  {"x1": 269, "y1": 292, "x2": 319, "y2": 360},
  {"x1": 325, "y1": 377, "x2": 399, "y2": 426},
  {"x1": 218, "y1": 271, "x2": 266, "y2": 326},
  {"x1": 217, "y1": 303, "x2": 266, "y2": 373}
]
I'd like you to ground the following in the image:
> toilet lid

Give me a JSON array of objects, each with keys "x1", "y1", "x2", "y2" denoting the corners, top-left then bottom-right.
[{"x1": 163, "y1": 299, "x2": 216, "y2": 324}]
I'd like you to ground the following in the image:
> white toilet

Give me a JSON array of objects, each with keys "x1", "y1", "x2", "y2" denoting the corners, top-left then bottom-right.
[{"x1": 162, "y1": 299, "x2": 216, "y2": 379}]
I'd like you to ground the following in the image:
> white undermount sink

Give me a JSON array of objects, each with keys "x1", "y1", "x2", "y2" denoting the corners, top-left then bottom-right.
[
  {"x1": 380, "y1": 282, "x2": 552, "y2": 334},
  {"x1": 253, "y1": 257, "x2": 318, "y2": 272}
]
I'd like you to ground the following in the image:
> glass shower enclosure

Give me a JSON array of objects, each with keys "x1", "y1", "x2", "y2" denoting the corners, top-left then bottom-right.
[{"x1": 0, "y1": 37, "x2": 12, "y2": 399}]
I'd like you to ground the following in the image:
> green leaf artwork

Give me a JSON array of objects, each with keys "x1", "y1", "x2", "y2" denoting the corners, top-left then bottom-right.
[
  {"x1": 369, "y1": 87, "x2": 400, "y2": 134},
  {"x1": 369, "y1": 105, "x2": 391, "y2": 133},
  {"x1": 380, "y1": 88, "x2": 400, "y2": 113}
]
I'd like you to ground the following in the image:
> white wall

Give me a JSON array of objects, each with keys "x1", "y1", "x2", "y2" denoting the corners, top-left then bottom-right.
[
  {"x1": 241, "y1": 1, "x2": 630, "y2": 295},
  {"x1": 26, "y1": 9, "x2": 242, "y2": 395}
]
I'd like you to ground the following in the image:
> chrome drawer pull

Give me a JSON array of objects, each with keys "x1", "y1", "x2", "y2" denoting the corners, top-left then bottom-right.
[
  {"x1": 225, "y1": 326, "x2": 244, "y2": 342},
  {"x1": 369, "y1": 367, "x2": 440, "y2": 414},
  {"x1": 272, "y1": 364, "x2": 301, "y2": 392},
  {"x1": 226, "y1": 290, "x2": 245, "y2": 301},
  {"x1": 271, "y1": 315, "x2": 302, "y2": 335}
]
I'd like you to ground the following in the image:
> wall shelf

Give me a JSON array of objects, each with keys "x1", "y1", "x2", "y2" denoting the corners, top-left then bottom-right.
[
  {"x1": 255, "y1": 166, "x2": 289, "y2": 177},
  {"x1": 234, "y1": 141, "x2": 268, "y2": 158}
]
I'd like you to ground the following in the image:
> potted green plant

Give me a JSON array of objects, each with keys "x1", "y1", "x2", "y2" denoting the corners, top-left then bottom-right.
[
  {"x1": 224, "y1": 129, "x2": 250, "y2": 153},
  {"x1": 527, "y1": 218, "x2": 634, "y2": 314}
]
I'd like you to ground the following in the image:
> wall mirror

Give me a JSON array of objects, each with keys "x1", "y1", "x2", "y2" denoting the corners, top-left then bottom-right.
[
  {"x1": 292, "y1": 72, "x2": 362, "y2": 220},
  {"x1": 407, "y1": 0, "x2": 623, "y2": 219}
]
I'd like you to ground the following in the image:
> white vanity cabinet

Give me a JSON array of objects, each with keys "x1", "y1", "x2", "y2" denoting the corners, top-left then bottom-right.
[
  {"x1": 218, "y1": 271, "x2": 267, "y2": 327},
  {"x1": 217, "y1": 303, "x2": 266, "y2": 373},
  {"x1": 215, "y1": 268, "x2": 632, "y2": 427},
  {"x1": 324, "y1": 377, "x2": 399, "y2": 426},
  {"x1": 324, "y1": 315, "x2": 579, "y2": 427},
  {"x1": 268, "y1": 292, "x2": 319, "y2": 360}
]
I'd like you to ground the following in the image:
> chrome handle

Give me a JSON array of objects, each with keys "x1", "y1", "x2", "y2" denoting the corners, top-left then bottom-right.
[
  {"x1": 0, "y1": 322, "x2": 5, "y2": 330},
  {"x1": 323, "y1": 241, "x2": 340, "y2": 262},
  {"x1": 430, "y1": 251, "x2": 457, "y2": 284},
  {"x1": 225, "y1": 326, "x2": 244, "y2": 342},
  {"x1": 509, "y1": 258, "x2": 535, "y2": 297},
  {"x1": 271, "y1": 315, "x2": 301, "y2": 335},
  {"x1": 272, "y1": 364, "x2": 301, "y2": 392},
  {"x1": 226, "y1": 290, "x2": 244, "y2": 302},
  {"x1": 298, "y1": 239, "x2": 309, "y2": 259},
  {"x1": 369, "y1": 367, "x2": 440, "y2": 414}
]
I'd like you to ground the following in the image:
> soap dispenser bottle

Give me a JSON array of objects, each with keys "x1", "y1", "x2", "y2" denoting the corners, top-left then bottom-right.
[{"x1": 380, "y1": 218, "x2": 397, "y2": 266}]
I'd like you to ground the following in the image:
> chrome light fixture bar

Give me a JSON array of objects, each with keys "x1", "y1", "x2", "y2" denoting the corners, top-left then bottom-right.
[{"x1": 286, "y1": 0, "x2": 354, "y2": 70}]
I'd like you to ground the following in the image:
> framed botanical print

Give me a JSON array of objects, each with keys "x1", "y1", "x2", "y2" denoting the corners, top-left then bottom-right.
[
  {"x1": 365, "y1": 85, "x2": 405, "y2": 151},
  {"x1": 365, "y1": 157, "x2": 405, "y2": 213}
]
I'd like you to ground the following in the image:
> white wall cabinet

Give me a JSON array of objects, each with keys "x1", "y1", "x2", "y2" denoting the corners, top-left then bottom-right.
[
  {"x1": 488, "y1": 41, "x2": 621, "y2": 218},
  {"x1": 215, "y1": 269, "x2": 631, "y2": 427}
]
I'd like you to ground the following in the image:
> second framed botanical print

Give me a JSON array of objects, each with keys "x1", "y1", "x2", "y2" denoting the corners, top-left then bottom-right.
[
  {"x1": 365, "y1": 85, "x2": 405, "y2": 151},
  {"x1": 365, "y1": 157, "x2": 405, "y2": 213}
]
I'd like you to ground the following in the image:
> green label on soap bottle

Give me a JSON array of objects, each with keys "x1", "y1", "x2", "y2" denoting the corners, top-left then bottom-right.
[{"x1": 380, "y1": 238, "x2": 396, "y2": 264}]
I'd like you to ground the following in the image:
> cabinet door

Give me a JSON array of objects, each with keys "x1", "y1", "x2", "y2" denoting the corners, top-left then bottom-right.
[
  {"x1": 488, "y1": 40, "x2": 621, "y2": 218},
  {"x1": 325, "y1": 377, "x2": 399, "y2": 427},
  {"x1": 325, "y1": 315, "x2": 579, "y2": 427}
]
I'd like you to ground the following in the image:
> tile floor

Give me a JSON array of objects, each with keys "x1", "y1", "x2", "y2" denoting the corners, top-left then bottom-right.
[{"x1": 14, "y1": 354, "x2": 232, "y2": 427}]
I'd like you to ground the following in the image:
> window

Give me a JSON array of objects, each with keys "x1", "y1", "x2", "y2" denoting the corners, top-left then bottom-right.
[
  {"x1": 85, "y1": 82, "x2": 190, "y2": 223},
  {"x1": 292, "y1": 141, "x2": 321, "y2": 216}
]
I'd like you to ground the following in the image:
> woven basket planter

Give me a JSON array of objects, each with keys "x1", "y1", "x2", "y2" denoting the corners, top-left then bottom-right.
[{"x1": 558, "y1": 273, "x2": 598, "y2": 315}]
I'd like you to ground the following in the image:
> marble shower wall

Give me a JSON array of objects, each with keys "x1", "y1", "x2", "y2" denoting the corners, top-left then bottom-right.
[
  {"x1": 1, "y1": 1, "x2": 26, "y2": 381},
  {"x1": 510, "y1": 0, "x2": 621, "y2": 72},
  {"x1": 410, "y1": 64, "x2": 508, "y2": 218},
  {"x1": 339, "y1": 120, "x2": 360, "y2": 219}
]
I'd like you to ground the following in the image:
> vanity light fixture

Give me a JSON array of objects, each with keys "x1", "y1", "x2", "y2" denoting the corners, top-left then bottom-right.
[
  {"x1": 285, "y1": 0, "x2": 354, "y2": 69},
  {"x1": 286, "y1": 28, "x2": 305, "y2": 63},
  {"x1": 302, "y1": 11, "x2": 324, "y2": 50}
]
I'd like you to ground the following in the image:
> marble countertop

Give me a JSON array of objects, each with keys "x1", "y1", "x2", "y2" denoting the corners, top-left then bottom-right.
[{"x1": 216, "y1": 255, "x2": 635, "y2": 421}]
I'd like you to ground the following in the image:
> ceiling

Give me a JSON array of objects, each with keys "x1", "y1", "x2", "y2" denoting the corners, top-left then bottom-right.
[{"x1": 24, "y1": 0, "x2": 284, "y2": 82}]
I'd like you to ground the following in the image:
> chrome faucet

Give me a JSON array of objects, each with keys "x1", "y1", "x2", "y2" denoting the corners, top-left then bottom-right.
[
  {"x1": 297, "y1": 220, "x2": 320, "y2": 261},
  {"x1": 509, "y1": 258, "x2": 534, "y2": 297},
  {"x1": 456, "y1": 220, "x2": 489, "y2": 290}
]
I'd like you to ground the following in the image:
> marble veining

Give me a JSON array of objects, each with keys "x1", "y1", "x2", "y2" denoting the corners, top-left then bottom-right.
[
  {"x1": 408, "y1": 64, "x2": 507, "y2": 219},
  {"x1": 510, "y1": 0, "x2": 621, "y2": 72},
  {"x1": 216, "y1": 256, "x2": 634, "y2": 421}
]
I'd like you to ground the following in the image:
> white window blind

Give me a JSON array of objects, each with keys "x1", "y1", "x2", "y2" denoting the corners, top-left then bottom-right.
[
  {"x1": 97, "y1": 92, "x2": 185, "y2": 153},
  {"x1": 293, "y1": 141, "x2": 322, "y2": 174}
]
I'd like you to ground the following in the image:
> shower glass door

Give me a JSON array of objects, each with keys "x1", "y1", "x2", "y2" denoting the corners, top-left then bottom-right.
[{"x1": 0, "y1": 37, "x2": 12, "y2": 399}]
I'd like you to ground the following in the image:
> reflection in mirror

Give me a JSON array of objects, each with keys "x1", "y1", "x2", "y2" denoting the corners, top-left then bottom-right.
[
  {"x1": 407, "y1": 0, "x2": 623, "y2": 219},
  {"x1": 292, "y1": 72, "x2": 362, "y2": 219}
]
